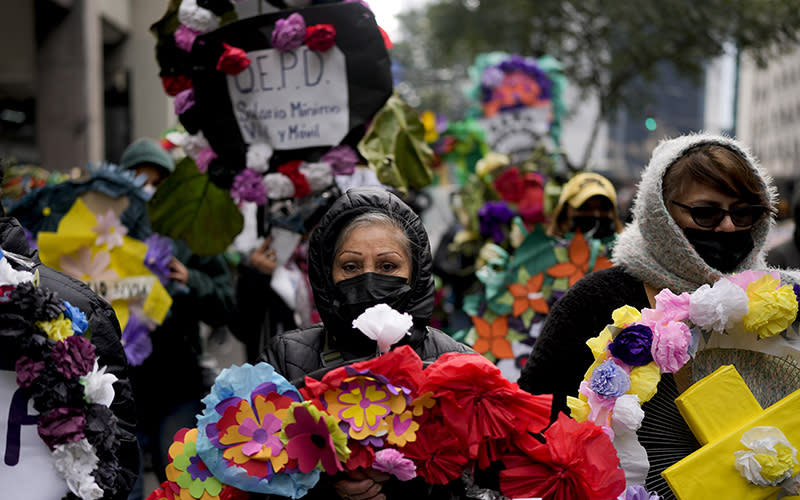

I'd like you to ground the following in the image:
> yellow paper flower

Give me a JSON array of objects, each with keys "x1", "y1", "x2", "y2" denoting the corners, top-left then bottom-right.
[
  {"x1": 583, "y1": 328, "x2": 612, "y2": 381},
  {"x1": 743, "y1": 276, "x2": 798, "y2": 338},
  {"x1": 36, "y1": 314, "x2": 73, "y2": 342},
  {"x1": 628, "y1": 362, "x2": 661, "y2": 403},
  {"x1": 567, "y1": 396, "x2": 590, "y2": 422},
  {"x1": 475, "y1": 152, "x2": 510, "y2": 177},
  {"x1": 612, "y1": 306, "x2": 641, "y2": 328}
]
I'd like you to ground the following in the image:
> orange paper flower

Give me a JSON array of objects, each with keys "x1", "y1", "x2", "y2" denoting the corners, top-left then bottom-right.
[
  {"x1": 509, "y1": 273, "x2": 549, "y2": 316},
  {"x1": 471, "y1": 316, "x2": 513, "y2": 359},
  {"x1": 547, "y1": 231, "x2": 612, "y2": 286}
]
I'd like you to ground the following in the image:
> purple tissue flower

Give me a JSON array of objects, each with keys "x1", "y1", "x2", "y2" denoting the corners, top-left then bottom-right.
[
  {"x1": 271, "y1": 13, "x2": 306, "y2": 52},
  {"x1": 478, "y1": 201, "x2": 516, "y2": 244},
  {"x1": 589, "y1": 360, "x2": 630, "y2": 398},
  {"x1": 15, "y1": 356, "x2": 45, "y2": 388},
  {"x1": 52, "y1": 335, "x2": 95, "y2": 379},
  {"x1": 174, "y1": 88, "x2": 195, "y2": 115},
  {"x1": 145, "y1": 233, "x2": 173, "y2": 285},
  {"x1": 321, "y1": 145, "x2": 359, "y2": 175},
  {"x1": 175, "y1": 24, "x2": 200, "y2": 52},
  {"x1": 122, "y1": 313, "x2": 153, "y2": 366},
  {"x1": 230, "y1": 168, "x2": 268, "y2": 205},
  {"x1": 38, "y1": 407, "x2": 86, "y2": 449},
  {"x1": 481, "y1": 66, "x2": 505, "y2": 89},
  {"x1": 624, "y1": 485, "x2": 661, "y2": 500},
  {"x1": 195, "y1": 147, "x2": 217, "y2": 173},
  {"x1": 608, "y1": 324, "x2": 654, "y2": 366}
]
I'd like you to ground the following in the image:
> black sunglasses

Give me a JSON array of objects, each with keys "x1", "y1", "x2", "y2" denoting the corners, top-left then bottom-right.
[{"x1": 670, "y1": 201, "x2": 767, "y2": 228}]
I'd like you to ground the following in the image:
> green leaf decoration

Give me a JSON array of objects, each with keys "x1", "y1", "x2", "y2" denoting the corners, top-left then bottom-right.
[
  {"x1": 507, "y1": 328, "x2": 528, "y2": 343},
  {"x1": 553, "y1": 246, "x2": 568, "y2": 263},
  {"x1": 359, "y1": 92, "x2": 434, "y2": 194},
  {"x1": 462, "y1": 293, "x2": 484, "y2": 317},
  {"x1": 483, "y1": 352, "x2": 497, "y2": 363},
  {"x1": 509, "y1": 225, "x2": 559, "y2": 276},
  {"x1": 516, "y1": 266, "x2": 532, "y2": 286},
  {"x1": 552, "y1": 277, "x2": 569, "y2": 291},
  {"x1": 487, "y1": 293, "x2": 512, "y2": 316},
  {"x1": 521, "y1": 308, "x2": 535, "y2": 328},
  {"x1": 148, "y1": 158, "x2": 244, "y2": 256}
]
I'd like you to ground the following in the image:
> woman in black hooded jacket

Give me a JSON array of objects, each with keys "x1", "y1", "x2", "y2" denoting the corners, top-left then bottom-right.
[{"x1": 262, "y1": 186, "x2": 473, "y2": 500}]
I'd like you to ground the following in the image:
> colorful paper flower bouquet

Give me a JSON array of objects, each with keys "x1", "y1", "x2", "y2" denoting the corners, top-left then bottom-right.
[{"x1": 146, "y1": 305, "x2": 628, "y2": 500}]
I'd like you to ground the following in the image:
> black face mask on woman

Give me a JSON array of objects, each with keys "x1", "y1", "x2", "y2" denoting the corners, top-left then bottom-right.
[
  {"x1": 571, "y1": 216, "x2": 616, "y2": 239},
  {"x1": 683, "y1": 228, "x2": 754, "y2": 272},
  {"x1": 333, "y1": 272, "x2": 412, "y2": 324}
]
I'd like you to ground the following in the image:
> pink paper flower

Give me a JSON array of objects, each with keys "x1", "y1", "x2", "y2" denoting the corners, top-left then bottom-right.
[
  {"x1": 174, "y1": 88, "x2": 195, "y2": 115},
  {"x1": 284, "y1": 403, "x2": 344, "y2": 475},
  {"x1": 59, "y1": 246, "x2": 118, "y2": 282},
  {"x1": 726, "y1": 270, "x2": 781, "y2": 291},
  {"x1": 195, "y1": 147, "x2": 217, "y2": 173},
  {"x1": 373, "y1": 448, "x2": 416, "y2": 481},
  {"x1": 644, "y1": 288, "x2": 691, "y2": 325},
  {"x1": 271, "y1": 13, "x2": 306, "y2": 52},
  {"x1": 174, "y1": 24, "x2": 200, "y2": 52},
  {"x1": 650, "y1": 320, "x2": 692, "y2": 373},
  {"x1": 92, "y1": 209, "x2": 128, "y2": 250},
  {"x1": 321, "y1": 145, "x2": 359, "y2": 175}
]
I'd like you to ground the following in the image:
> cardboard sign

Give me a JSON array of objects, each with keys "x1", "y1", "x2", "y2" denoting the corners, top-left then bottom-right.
[
  {"x1": 227, "y1": 46, "x2": 349, "y2": 149},
  {"x1": 479, "y1": 107, "x2": 553, "y2": 163}
]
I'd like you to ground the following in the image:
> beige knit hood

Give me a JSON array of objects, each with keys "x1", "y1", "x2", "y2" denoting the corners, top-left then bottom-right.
[{"x1": 612, "y1": 133, "x2": 779, "y2": 293}]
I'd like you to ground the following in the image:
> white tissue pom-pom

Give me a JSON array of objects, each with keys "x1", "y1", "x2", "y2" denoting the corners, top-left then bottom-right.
[
  {"x1": 263, "y1": 173, "x2": 295, "y2": 199},
  {"x1": 688, "y1": 278, "x2": 749, "y2": 332},
  {"x1": 80, "y1": 360, "x2": 118, "y2": 407},
  {"x1": 299, "y1": 161, "x2": 334, "y2": 192},
  {"x1": 53, "y1": 439, "x2": 103, "y2": 500},
  {"x1": 734, "y1": 426, "x2": 798, "y2": 486},
  {"x1": 182, "y1": 132, "x2": 210, "y2": 159},
  {"x1": 611, "y1": 394, "x2": 644, "y2": 433},
  {"x1": 246, "y1": 143, "x2": 273, "y2": 173},
  {"x1": 178, "y1": 0, "x2": 220, "y2": 33},
  {"x1": 352, "y1": 303, "x2": 414, "y2": 353}
]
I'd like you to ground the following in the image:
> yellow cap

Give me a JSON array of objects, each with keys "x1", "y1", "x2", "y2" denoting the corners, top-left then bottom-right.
[{"x1": 558, "y1": 172, "x2": 617, "y2": 210}]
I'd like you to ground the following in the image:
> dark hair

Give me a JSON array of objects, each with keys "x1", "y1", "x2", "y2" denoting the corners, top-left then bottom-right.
[{"x1": 662, "y1": 144, "x2": 764, "y2": 206}]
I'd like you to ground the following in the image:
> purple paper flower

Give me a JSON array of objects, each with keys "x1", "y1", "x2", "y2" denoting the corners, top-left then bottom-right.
[
  {"x1": 174, "y1": 88, "x2": 195, "y2": 115},
  {"x1": 121, "y1": 314, "x2": 153, "y2": 366},
  {"x1": 373, "y1": 448, "x2": 416, "y2": 481},
  {"x1": 624, "y1": 484, "x2": 661, "y2": 500},
  {"x1": 52, "y1": 335, "x2": 96, "y2": 379},
  {"x1": 230, "y1": 168, "x2": 268, "y2": 205},
  {"x1": 23, "y1": 226, "x2": 38, "y2": 250},
  {"x1": 38, "y1": 407, "x2": 86, "y2": 449},
  {"x1": 321, "y1": 145, "x2": 359, "y2": 175},
  {"x1": 15, "y1": 355, "x2": 45, "y2": 388},
  {"x1": 478, "y1": 201, "x2": 516, "y2": 244},
  {"x1": 145, "y1": 233, "x2": 173, "y2": 285},
  {"x1": 481, "y1": 66, "x2": 505, "y2": 88},
  {"x1": 271, "y1": 13, "x2": 306, "y2": 52},
  {"x1": 175, "y1": 24, "x2": 200, "y2": 52},
  {"x1": 62, "y1": 300, "x2": 88, "y2": 335},
  {"x1": 497, "y1": 55, "x2": 553, "y2": 99},
  {"x1": 589, "y1": 360, "x2": 630, "y2": 398},
  {"x1": 608, "y1": 324, "x2": 654, "y2": 366},
  {"x1": 195, "y1": 147, "x2": 217, "y2": 173}
]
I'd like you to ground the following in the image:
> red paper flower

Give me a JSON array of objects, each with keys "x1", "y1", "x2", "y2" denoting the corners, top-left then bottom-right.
[
  {"x1": 499, "y1": 414, "x2": 626, "y2": 500},
  {"x1": 278, "y1": 161, "x2": 311, "y2": 198},
  {"x1": 284, "y1": 403, "x2": 345, "y2": 474},
  {"x1": 144, "y1": 480, "x2": 177, "y2": 500},
  {"x1": 401, "y1": 420, "x2": 468, "y2": 485},
  {"x1": 305, "y1": 24, "x2": 337, "y2": 52},
  {"x1": 493, "y1": 167, "x2": 524, "y2": 203},
  {"x1": 378, "y1": 26, "x2": 393, "y2": 50},
  {"x1": 161, "y1": 75, "x2": 193, "y2": 96},
  {"x1": 343, "y1": 440, "x2": 376, "y2": 471},
  {"x1": 420, "y1": 352, "x2": 551, "y2": 459},
  {"x1": 217, "y1": 43, "x2": 251, "y2": 75}
]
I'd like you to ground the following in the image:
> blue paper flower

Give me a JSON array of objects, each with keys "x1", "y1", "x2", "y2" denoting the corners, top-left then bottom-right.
[
  {"x1": 62, "y1": 300, "x2": 88, "y2": 335},
  {"x1": 589, "y1": 360, "x2": 630, "y2": 398}
]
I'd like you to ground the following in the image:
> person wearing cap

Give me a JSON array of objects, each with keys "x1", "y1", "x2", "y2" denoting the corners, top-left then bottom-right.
[
  {"x1": 547, "y1": 172, "x2": 623, "y2": 240},
  {"x1": 119, "y1": 138, "x2": 175, "y2": 192}
]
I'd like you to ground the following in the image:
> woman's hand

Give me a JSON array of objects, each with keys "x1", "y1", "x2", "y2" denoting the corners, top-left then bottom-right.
[
  {"x1": 168, "y1": 257, "x2": 189, "y2": 284},
  {"x1": 333, "y1": 468, "x2": 391, "y2": 500},
  {"x1": 250, "y1": 238, "x2": 278, "y2": 275}
]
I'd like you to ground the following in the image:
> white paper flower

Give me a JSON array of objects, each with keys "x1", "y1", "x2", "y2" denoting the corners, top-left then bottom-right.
[
  {"x1": 611, "y1": 394, "x2": 644, "y2": 433},
  {"x1": 53, "y1": 439, "x2": 103, "y2": 500},
  {"x1": 80, "y1": 360, "x2": 118, "y2": 407},
  {"x1": 92, "y1": 209, "x2": 128, "y2": 250},
  {"x1": 688, "y1": 278, "x2": 749, "y2": 332},
  {"x1": 299, "y1": 161, "x2": 334, "y2": 192},
  {"x1": 612, "y1": 430, "x2": 650, "y2": 487},
  {"x1": 734, "y1": 426, "x2": 798, "y2": 487},
  {"x1": 0, "y1": 252, "x2": 33, "y2": 286},
  {"x1": 246, "y1": 143, "x2": 274, "y2": 173},
  {"x1": 177, "y1": 0, "x2": 220, "y2": 33},
  {"x1": 181, "y1": 132, "x2": 210, "y2": 159},
  {"x1": 59, "y1": 246, "x2": 118, "y2": 282},
  {"x1": 263, "y1": 172, "x2": 296, "y2": 199},
  {"x1": 352, "y1": 303, "x2": 413, "y2": 353}
]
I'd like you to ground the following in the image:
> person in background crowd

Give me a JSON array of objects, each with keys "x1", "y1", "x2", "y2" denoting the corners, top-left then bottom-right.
[
  {"x1": 263, "y1": 186, "x2": 473, "y2": 500},
  {"x1": 0, "y1": 165, "x2": 140, "y2": 499},
  {"x1": 119, "y1": 139, "x2": 236, "y2": 496},
  {"x1": 547, "y1": 171, "x2": 623, "y2": 240},
  {"x1": 767, "y1": 189, "x2": 800, "y2": 268}
]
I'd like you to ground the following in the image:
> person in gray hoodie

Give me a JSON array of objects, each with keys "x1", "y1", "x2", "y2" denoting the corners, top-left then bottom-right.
[{"x1": 518, "y1": 133, "x2": 798, "y2": 498}]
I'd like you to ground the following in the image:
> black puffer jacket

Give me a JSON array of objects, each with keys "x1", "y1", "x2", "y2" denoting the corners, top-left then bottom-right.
[
  {"x1": 264, "y1": 187, "x2": 472, "y2": 382},
  {"x1": 0, "y1": 217, "x2": 140, "y2": 499}
]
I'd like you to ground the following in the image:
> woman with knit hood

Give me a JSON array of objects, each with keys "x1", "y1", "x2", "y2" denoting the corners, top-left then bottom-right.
[
  {"x1": 518, "y1": 133, "x2": 798, "y2": 495},
  {"x1": 263, "y1": 186, "x2": 473, "y2": 500}
]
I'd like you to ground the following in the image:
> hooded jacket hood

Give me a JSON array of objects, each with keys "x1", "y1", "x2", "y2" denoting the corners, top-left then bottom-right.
[
  {"x1": 307, "y1": 187, "x2": 435, "y2": 355},
  {"x1": 612, "y1": 133, "x2": 779, "y2": 293}
]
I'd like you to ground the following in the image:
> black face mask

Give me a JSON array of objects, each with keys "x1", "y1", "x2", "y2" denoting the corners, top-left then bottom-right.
[
  {"x1": 571, "y1": 216, "x2": 616, "y2": 239},
  {"x1": 683, "y1": 228, "x2": 754, "y2": 272},
  {"x1": 333, "y1": 273, "x2": 412, "y2": 324}
]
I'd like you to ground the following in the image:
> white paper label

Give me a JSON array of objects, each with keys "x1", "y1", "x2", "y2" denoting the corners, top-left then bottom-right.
[{"x1": 227, "y1": 46, "x2": 349, "y2": 149}]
